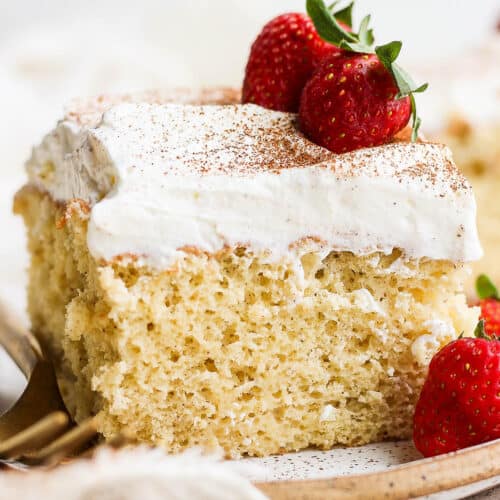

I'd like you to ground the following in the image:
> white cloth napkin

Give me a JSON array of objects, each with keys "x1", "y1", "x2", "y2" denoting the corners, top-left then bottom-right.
[{"x1": 0, "y1": 447, "x2": 266, "y2": 500}]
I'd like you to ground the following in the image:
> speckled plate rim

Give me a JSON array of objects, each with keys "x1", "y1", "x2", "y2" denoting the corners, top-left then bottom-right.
[{"x1": 237, "y1": 439, "x2": 500, "y2": 499}]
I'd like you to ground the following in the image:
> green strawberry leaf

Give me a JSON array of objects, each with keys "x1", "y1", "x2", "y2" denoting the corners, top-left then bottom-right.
[
  {"x1": 375, "y1": 41, "x2": 402, "y2": 67},
  {"x1": 474, "y1": 320, "x2": 490, "y2": 340},
  {"x1": 413, "y1": 83, "x2": 429, "y2": 93},
  {"x1": 375, "y1": 46, "x2": 428, "y2": 141},
  {"x1": 339, "y1": 40, "x2": 373, "y2": 53},
  {"x1": 307, "y1": 0, "x2": 428, "y2": 142},
  {"x1": 306, "y1": 0, "x2": 357, "y2": 44},
  {"x1": 333, "y1": 2, "x2": 354, "y2": 28},
  {"x1": 476, "y1": 274, "x2": 499, "y2": 300},
  {"x1": 358, "y1": 15, "x2": 374, "y2": 46}
]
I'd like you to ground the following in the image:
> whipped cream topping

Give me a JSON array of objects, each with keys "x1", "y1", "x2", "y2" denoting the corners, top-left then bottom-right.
[
  {"x1": 64, "y1": 87, "x2": 241, "y2": 128},
  {"x1": 26, "y1": 91, "x2": 482, "y2": 268}
]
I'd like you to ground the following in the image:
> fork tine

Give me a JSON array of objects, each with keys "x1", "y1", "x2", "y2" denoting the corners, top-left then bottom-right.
[
  {"x1": 0, "y1": 412, "x2": 69, "y2": 459},
  {"x1": 24, "y1": 416, "x2": 99, "y2": 466}
]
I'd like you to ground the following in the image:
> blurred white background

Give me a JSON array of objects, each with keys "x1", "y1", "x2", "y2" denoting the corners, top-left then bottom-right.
[{"x1": 0, "y1": 0, "x2": 499, "y2": 397}]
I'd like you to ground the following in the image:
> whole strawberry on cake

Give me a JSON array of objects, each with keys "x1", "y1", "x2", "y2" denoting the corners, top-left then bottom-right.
[{"x1": 15, "y1": 1, "x2": 482, "y2": 458}]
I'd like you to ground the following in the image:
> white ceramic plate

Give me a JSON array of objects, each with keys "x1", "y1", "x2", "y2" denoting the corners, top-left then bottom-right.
[{"x1": 239, "y1": 441, "x2": 500, "y2": 499}]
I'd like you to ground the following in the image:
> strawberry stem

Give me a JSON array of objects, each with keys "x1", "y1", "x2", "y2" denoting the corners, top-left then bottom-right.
[
  {"x1": 307, "y1": 0, "x2": 428, "y2": 142},
  {"x1": 375, "y1": 45, "x2": 428, "y2": 141}
]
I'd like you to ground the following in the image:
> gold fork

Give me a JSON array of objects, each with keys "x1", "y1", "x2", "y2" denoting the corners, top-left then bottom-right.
[{"x1": 0, "y1": 302, "x2": 99, "y2": 468}]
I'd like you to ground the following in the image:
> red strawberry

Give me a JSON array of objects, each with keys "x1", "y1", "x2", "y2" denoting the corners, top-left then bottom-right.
[
  {"x1": 413, "y1": 322, "x2": 500, "y2": 457},
  {"x1": 476, "y1": 274, "x2": 500, "y2": 338},
  {"x1": 299, "y1": 52, "x2": 411, "y2": 153},
  {"x1": 242, "y1": 13, "x2": 344, "y2": 112}
]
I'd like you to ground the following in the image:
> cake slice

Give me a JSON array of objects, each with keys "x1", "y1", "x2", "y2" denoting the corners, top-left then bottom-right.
[{"x1": 15, "y1": 89, "x2": 482, "y2": 458}]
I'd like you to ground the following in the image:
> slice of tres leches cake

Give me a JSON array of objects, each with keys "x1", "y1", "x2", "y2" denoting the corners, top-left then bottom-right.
[{"x1": 14, "y1": 89, "x2": 482, "y2": 458}]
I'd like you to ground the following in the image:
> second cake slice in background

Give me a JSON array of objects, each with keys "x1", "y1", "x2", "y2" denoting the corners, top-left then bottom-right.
[{"x1": 414, "y1": 34, "x2": 500, "y2": 294}]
